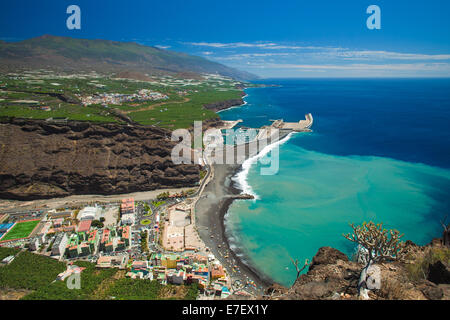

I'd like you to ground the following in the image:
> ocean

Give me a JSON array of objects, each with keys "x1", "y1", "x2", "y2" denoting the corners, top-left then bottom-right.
[{"x1": 219, "y1": 78, "x2": 450, "y2": 287}]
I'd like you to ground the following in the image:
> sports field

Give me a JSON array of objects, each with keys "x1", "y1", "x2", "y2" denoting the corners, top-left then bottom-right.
[{"x1": 1, "y1": 220, "x2": 40, "y2": 241}]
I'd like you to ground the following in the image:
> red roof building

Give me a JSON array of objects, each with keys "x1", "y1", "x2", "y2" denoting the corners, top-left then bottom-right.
[{"x1": 77, "y1": 220, "x2": 92, "y2": 233}]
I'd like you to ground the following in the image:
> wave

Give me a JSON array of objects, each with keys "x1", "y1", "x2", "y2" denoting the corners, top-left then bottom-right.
[{"x1": 232, "y1": 132, "x2": 296, "y2": 199}]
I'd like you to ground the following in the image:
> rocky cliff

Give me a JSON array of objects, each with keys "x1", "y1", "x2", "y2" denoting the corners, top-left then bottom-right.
[
  {"x1": 0, "y1": 119, "x2": 200, "y2": 200},
  {"x1": 263, "y1": 238, "x2": 450, "y2": 300},
  {"x1": 203, "y1": 92, "x2": 246, "y2": 112}
]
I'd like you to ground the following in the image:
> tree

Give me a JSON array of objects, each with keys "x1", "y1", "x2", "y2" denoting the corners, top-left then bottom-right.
[
  {"x1": 91, "y1": 220, "x2": 104, "y2": 228},
  {"x1": 157, "y1": 192, "x2": 170, "y2": 200},
  {"x1": 343, "y1": 221, "x2": 407, "y2": 299},
  {"x1": 440, "y1": 215, "x2": 449, "y2": 247},
  {"x1": 289, "y1": 257, "x2": 310, "y2": 284}
]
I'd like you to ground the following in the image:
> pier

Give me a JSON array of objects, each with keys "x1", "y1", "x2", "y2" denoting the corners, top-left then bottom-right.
[{"x1": 270, "y1": 113, "x2": 314, "y2": 132}]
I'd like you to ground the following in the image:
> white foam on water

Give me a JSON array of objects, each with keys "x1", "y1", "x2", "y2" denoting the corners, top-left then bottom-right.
[{"x1": 232, "y1": 132, "x2": 295, "y2": 199}]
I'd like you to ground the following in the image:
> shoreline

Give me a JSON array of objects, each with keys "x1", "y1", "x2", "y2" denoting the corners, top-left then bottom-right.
[
  {"x1": 194, "y1": 164, "x2": 274, "y2": 295},
  {"x1": 195, "y1": 130, "x2": 294, "y2": 295}
]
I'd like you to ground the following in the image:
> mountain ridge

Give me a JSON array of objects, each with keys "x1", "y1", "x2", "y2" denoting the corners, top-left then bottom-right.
[{"x1": 0, "y1": 35, "x2": 257, "y2": 80}]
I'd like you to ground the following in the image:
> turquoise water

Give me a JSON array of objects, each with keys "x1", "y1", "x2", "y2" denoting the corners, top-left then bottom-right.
[{"x1": 221, "y1": 79, "x2": 450, "y2": 287}]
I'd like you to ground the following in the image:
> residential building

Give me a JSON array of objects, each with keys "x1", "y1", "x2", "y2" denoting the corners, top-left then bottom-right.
[{"x1": 51, "y1": 233, "x2": 68, "y2": 256}]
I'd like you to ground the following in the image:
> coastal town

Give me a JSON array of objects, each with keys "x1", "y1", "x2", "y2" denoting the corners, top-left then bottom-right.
[{"x1": 0, "y1": 181, "x2": 261, "y2": 299}]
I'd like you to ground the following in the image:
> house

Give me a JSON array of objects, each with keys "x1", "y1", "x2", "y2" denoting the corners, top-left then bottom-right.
[
  {"x1": 210, "y1": 264, "x2": 226, "y2": 280},
  {"x1": 96, "y1": 255, "x2": 128, "y2": 269},
  {"x1": 57, "y1": 265, "x2": 85, "y2": 281}
]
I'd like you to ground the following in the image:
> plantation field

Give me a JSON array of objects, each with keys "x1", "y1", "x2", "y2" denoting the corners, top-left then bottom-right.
[
  {"x1": 0, "y1": 74, "x2": 247, "y2": 129},
  {"x1": 103, "y1": 278, "x2": 198, "y2": 300},
  {"x1": 0, "y1": 251, "x2": 66, "y2": 290},
  {"x1": 1, "y1": 220, "x2": 40, "y2": 241},
  {"x1": 0, "y1": 246, "x2": 20, "y2": 260},
  {"x1": 128, "y1": 87, "x2": 242, "y2": 129},
  {"x1": 23, "y1": 260, "x2": 118, "y2": 300}
]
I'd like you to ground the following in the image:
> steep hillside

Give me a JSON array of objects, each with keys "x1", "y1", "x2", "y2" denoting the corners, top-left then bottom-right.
[
  {"x1": 0, "y1": 35, "x2": 256, "y2": 80},
  {"x1": 0, "y1": 118, "x2": 201, "y2": 200}
]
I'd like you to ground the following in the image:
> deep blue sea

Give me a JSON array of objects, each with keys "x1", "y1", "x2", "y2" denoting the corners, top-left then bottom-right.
[{"x1": 219, "y1": 78, "x2": 450, "y2": 287}]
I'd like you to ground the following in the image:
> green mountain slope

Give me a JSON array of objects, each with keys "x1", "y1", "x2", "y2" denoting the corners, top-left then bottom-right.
[{"x1": 0, "y1": 35, "x2": 256, "y2": 80}]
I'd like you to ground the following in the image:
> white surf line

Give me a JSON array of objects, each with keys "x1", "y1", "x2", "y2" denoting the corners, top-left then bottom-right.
[
  {"x1": 233, "y1": 132, "x2": 296, "y2": 200},
  {"x1": 217, "y1": 93, "x2": 249, "y2": 114}
]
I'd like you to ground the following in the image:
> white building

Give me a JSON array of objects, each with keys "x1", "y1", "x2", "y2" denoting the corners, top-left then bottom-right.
[
  {"x1": 121, "y1": 213, "x2": 135, "y2": 225},
  {"x1": 79, "y1": 206, "x2": 101, "y2": 221},
  {"x1": 29, "y1": 237, "x2": 40, "y2": 251},
  {"x1": 51, "y1": 233, "x2": 68, "y2": 256}
]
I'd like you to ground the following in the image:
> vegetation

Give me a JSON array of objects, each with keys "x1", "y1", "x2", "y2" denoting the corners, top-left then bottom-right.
[
  {"x1": 23, "y1": 260, "x2": 117, "y2": 300},
  {"x1": 0, "y1": 251, "x2": 66, "y2": 290},
  {"x1": 157, "y1": 192, "x2": 170, "y2": 200},
  {"x1": 343, "y1": 221, "x2": 407, "y2": 299},
  {"x1": 104, "y1": 278, "x2": 162, "y2": 300},
  {"x1": 343, "y1": 221, "x2": 407, "y2": 264},
  {"x1": 140, "y1": 230, "x2": 149, "y2": 252},
  {"x1": 91, "y1": 220, "x2": 104, "y2": 228},
  {"x1": 0, "y1": 246, "x2": 20, "y2": 260},
  {"x1": 103, "y1": 278, "x2": 198, "y2": 300},
  {"x1": 199, "y1": 169, "x2": 207, "y2": 180},
  {"x1": 184, "y1": 284, "x2": 199, "y2": 300},
  {"x1": 1, "y1": 73, "x2": 247, "y2": 130},
  {"x1": 143, "y1": 203, "x2": 152, "y2": 216},
  {"x1": 128, "y1": 86, "x2": 242, "y2": 129},
  {"x1": 152, "y1": 200, "x2": 166, "y2": 208},
  {"x1": 406, "y1": 246, "x2": 450, "y2": 282},
  {"x1": 1, "y1": 220, "x2": 40, "y2": 241}
]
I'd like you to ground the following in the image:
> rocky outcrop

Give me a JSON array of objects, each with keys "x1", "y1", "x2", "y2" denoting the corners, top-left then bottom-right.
[
  {"x1": 203, "y1": 92, "x2": 246, "y2": 112},
  {"x1": 263, "y1": 240, "x2": 450, "y2": 300},
  {"x1": 0, "y1": 119, "x2": 201, "y2": 200}
]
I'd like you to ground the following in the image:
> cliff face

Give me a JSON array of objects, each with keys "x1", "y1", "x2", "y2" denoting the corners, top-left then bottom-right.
[
  {"x1": 264, "y1": 240, "x2": 450, "y2": 300},
  {"x1": 0, "y1": 119, "x2": 200, "y2": 200},
  {"x1": 203, "y1": 92, "x2": 246, "y2": 112}
]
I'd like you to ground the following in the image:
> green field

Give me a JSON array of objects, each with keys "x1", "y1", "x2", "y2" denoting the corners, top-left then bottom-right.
[
  {"x1": 0, "y1": 74, "x2": 247, "y2": 129},
  {"x1": 1, "y1": 220, "x2": 40, "y2": 241}
]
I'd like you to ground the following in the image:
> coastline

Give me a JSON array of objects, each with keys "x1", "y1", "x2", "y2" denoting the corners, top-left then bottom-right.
[
  {"x1": 194, "y1": 129, "x2": 294, "y2": 295},
  {"x1": 194, "y1": 164, "x2": 274, "y2": 294}
]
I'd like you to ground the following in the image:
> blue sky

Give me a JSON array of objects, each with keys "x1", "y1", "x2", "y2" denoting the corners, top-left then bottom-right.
[{"x1": 1, "y1": 0, "x2": 449, "y2": 77}]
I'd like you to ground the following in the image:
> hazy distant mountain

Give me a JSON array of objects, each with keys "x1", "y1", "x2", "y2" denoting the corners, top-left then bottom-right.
[{"x1": 0, "y1": 35, "x2": 257, "y2": 80}]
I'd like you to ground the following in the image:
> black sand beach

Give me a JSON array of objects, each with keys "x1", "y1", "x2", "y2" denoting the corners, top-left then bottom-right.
[{"x1": 194, "y1": 163, "x2": 274, "y2": 295}]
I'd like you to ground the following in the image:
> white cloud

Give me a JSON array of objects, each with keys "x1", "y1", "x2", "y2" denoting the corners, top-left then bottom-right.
[
  {"x1": 186, "y1": 41, "x2": 332, "y2": 50},
  {"x1": 332, "y1": 50, "x2": 450, "y2": 61},
  {"x1": 248, "y1": 62, "x2": 450, "y2": 72}
]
